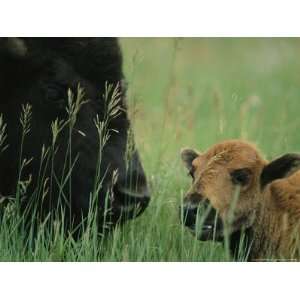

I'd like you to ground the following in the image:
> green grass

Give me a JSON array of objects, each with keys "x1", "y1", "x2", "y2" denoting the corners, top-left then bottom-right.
[{"x1": 1, "y1": 38, "x2": 300, "y2": 261}]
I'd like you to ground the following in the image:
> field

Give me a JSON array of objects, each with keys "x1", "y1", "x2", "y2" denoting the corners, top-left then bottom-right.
[{"x1": 1, "y1": 38, "x2": 300, "y2": 261}]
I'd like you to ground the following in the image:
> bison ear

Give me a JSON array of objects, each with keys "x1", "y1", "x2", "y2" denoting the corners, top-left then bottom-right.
[
  {"x1": 0, "y1": 38, "x2": 28, "y2": 58},
  {"x1": 181, "y1": 148, "x2": 200, "y2": 170},
  {"x1": 260, "y1": 153, "x2": 300, "y2": 189}
]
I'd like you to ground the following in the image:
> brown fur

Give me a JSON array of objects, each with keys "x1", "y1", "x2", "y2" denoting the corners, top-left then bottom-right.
[{"x1": 181, "y1": 140, "x2": 300, "y2": 260}]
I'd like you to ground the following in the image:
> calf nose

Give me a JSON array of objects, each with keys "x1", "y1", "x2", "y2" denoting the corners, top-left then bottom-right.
[{"x1": 180, "y1": 204, "x2": 198, "y2": 228}]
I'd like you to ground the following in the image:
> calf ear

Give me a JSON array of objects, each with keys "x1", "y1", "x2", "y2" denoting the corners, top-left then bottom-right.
[
  {"x1": 181, "y1": 148, "x2": 200, "y2": 170},
  {"x1": 260, "y1": 153, "x2": 300, "y2": 189}
]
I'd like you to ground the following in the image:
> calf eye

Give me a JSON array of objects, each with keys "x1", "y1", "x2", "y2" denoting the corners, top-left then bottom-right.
[{"x1": 230, "y1": 168, "x2": 251, "y2": 186}]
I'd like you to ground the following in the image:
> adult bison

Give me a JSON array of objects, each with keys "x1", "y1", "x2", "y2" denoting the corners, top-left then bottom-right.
[{"x1": 0, "y1": 37, "x2": 150, "y2": 234}]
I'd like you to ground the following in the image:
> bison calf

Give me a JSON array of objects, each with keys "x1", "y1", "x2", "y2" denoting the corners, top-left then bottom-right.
[{"x1": 180, "y1": 140, "x2": 300, "y2": 260}]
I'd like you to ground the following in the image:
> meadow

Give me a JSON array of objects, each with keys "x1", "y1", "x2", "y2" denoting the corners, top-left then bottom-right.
[{"x1": 1, "y1": 38, "x2": 300, "y2": 261}]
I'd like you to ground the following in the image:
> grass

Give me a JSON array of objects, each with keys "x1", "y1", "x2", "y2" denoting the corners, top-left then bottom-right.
[{"x1": 1, "y1": 38, "x2": 300, "y2": 261}]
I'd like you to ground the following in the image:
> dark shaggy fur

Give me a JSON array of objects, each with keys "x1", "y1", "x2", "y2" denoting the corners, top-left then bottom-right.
[{"x1": 0, "y1": 38, "x2": 150, "y2": 233}]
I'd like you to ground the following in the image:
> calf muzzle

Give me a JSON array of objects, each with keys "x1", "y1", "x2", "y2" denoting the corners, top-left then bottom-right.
[{"x1": 180, "y1": 199, "x2": 224, "y2": 242}]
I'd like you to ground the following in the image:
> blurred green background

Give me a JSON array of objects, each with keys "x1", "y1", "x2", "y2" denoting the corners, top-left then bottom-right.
[
  {"x1": 108, "y1": 38, "x2": 300, "y2": 261},
  {"x1": 121, "y1": 38, "x2": 300, "y2": 181}
]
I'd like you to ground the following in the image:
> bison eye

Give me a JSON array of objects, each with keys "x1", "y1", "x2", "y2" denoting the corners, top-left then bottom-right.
[{"x1": 230, "y1": 168, "x2": 251, "y2": 186}]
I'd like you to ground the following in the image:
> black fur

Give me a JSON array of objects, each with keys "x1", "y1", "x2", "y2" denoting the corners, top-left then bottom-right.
[
  {"x1": 0, "y1": 38, "x2": 150, "y2": 232},
  {"x1": 260, "y1": 153, "x2": 300, "y2": 189}
]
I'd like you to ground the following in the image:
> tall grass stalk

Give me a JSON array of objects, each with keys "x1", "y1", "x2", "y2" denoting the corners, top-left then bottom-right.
[{"x1": 1, "y1": 39, "x2": 300, "y2": 261}]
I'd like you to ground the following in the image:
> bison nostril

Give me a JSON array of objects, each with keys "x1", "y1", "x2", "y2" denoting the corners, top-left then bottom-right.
[
  {"x1": 113, "y1": 185, "x2": 150, "y2": 217},
  {"x1": 117, "y1": 185, "x2": 150, "y2": 200}
]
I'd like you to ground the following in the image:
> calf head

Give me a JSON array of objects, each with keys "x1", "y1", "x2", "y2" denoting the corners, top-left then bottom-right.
[{"x1": 180, "y1": 140, "x2": 300, "y2": 249}]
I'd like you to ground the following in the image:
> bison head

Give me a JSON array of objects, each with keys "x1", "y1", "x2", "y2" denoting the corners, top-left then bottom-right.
[{"x1": 0, "y1": 37, "x2": 150, "y2": 232}]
